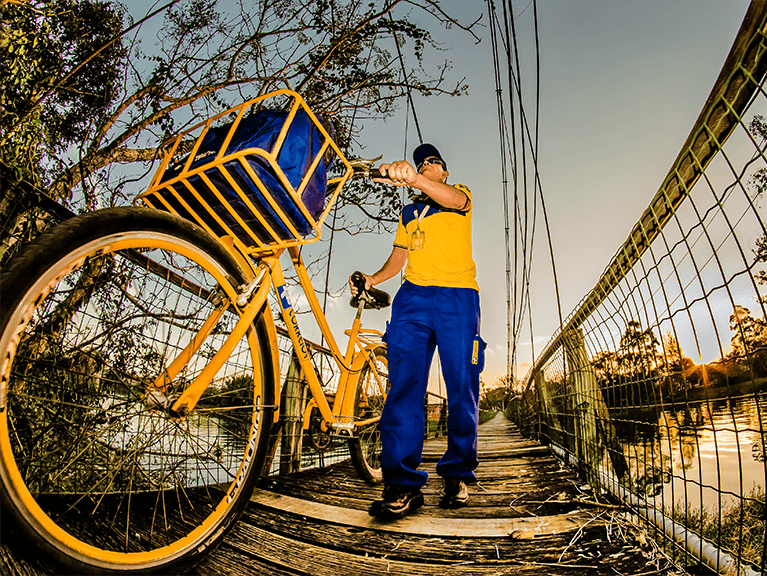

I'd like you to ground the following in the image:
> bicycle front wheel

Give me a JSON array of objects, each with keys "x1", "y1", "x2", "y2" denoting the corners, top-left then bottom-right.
[
  {"x1": 349, "y1": 346, "x2": 388, "y2": 484},
  {"x1": 0, "y1": 207, "x2": 275, "y2": 574}
]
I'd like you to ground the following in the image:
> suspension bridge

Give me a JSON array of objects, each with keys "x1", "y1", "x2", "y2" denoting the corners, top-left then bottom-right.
[{"x1": 1, "y1": 1, "x2": 767, "y2": 575}]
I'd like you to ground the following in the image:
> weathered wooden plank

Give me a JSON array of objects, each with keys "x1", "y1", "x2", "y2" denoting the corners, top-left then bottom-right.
[
  {"x1": 237, "y1": 506, "x2": 600, "y2": 564},
  {"x1": 250, "y1": 490, "x2": 602, "y2": 538},
  {"x1": 0, "y1": 543, "x2": 47, "y2": 576},
  {"x1": 228, "y1": 507, "x2": 669, "y2": 576},
  {"x1": 261, "y1": 463, "x2": 570, "y2": 498},
  {"x1": 423, "y1": 445, "x2": 551, "y2": 460},
  {"x1": 195, "y1": 516, "x2": 611, "y2": 576},
  {"x1": 257, "y1": 477, "x2": 579, "y2": 517}
]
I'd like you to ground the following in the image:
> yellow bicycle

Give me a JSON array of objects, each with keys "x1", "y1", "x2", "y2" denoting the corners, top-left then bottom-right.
[{"x1": 0, "y1": 90, "x2": 390, "y2": 574}]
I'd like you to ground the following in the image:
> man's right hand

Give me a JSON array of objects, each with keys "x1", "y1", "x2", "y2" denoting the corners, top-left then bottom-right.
[
  {"x1": 375, "y1": 160, "x2": 419, "y2": 187},
  {"x1": 349, "y1": 272, "x2": 373, "y2": 297}
]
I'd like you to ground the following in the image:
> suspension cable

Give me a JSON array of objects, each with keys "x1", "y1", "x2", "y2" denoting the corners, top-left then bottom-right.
[
  {"x1": 487, "y1": 0, "x2": 513, "y2": 381},
  {"x1": 321, "y1": 42, "x2": 375, "y2": 328},
  {"x1": 389, "y1": 13, "x2": 423, "y2": 145},
  {"x1": 487, "y1": 0, "x2": 565, "y2": 383}
]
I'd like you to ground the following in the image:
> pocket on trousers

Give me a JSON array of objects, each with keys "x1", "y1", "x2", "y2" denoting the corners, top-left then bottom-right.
[{"x1": 471, "y1": 336, "x2": 487, "y2": 373}]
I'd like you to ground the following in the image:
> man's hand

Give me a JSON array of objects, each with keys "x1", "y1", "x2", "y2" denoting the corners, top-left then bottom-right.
[
  {"x1": 349, "y1": 272, "x2": 374, "y2": 297},
  {"x1": 372, "y1": 158, "x2": 466, "y2": 210},
  {"x1": 374, "y1": 160, "x2": 418, "y2": 187}
]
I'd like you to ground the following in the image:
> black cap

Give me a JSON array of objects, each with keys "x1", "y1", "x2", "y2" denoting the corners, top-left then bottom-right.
[{"x1": 413, "y1": 143, "x2": 446, "y2": 170}]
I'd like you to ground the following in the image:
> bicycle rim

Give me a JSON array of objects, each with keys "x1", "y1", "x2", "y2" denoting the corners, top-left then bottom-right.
[
  {"x1": 0, "y1": 210, "x2": 273, "y2": 572},
  {"x1": 349, "y1": 346, "x2": 388, "y2": 483}
]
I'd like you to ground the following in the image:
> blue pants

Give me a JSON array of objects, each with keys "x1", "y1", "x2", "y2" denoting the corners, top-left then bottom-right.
[{"x1": 380, "y1": 282, "x2": 484, "y2": 487}]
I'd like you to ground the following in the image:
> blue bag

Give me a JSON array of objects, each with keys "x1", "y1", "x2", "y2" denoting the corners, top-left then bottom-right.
[{"x1": 156, "y1": 109, "x2": 330, "y2": 246}]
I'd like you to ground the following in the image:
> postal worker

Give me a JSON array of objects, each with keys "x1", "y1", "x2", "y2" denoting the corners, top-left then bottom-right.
[{"x1": 349, "y1": 143, "x2": 485, "y2": 520}]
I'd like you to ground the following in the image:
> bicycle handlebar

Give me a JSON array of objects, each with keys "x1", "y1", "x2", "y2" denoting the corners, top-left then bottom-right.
[
  {"x1": 327, "y1": 164, "x2": 381, "y2": 198},
  {"x1": 349, "y1": 165, "x2": 382, "y2": 180}
]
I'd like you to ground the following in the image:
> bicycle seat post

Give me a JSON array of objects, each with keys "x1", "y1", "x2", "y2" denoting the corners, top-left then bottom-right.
[{"x1": 356, "y1": 293, "x2": 367, "y2": 319}]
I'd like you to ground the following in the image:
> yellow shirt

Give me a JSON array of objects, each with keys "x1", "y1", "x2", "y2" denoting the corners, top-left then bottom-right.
[{"x1": 393, "y1": 183, "x2": 478, "y2": 291}]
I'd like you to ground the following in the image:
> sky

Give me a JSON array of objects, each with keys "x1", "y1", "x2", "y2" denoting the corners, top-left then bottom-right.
[{"x1": 293, "y1": 0, "x2": 755, "y2": 391}]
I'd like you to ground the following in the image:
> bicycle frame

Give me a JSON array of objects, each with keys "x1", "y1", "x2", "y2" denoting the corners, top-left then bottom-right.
[
  {"x1": 165, "y1": 240, "x2": 386, "y2": 434},
  {"x1": 271, "y1": 245, "x2": 386, "y2": 433}
]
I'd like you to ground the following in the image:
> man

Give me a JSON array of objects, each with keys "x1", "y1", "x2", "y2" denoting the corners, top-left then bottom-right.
[{"x1": 350, "y1": 143, "x2": 485, "y2": 520}]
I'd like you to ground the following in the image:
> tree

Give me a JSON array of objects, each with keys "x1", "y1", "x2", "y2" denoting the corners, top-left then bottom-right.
[
  {"x1": 1, "y1": 0, "x2": 478, "y2": 262},
  {"x1": 617, "y1": 320, "x2": 662, "y2": 375},
  {"x1": 592, "y1": 349, "x2": 619, "y2": 383},
  {"x1": 660, "y1": 331, "x2": 694, "y2": 390},
  {"x1": 729, "y1": 305, "x2": 767, "y2": 376},
  {"x1": 1, "y1": 0, "x2": 127, "y2": 259},
  {"x1": 589, "y1": 321, "x2": 663, "y2": 407},
  {"x1": 754, "y1": 234, "x2": 767, "y2": 284},
  {"x1": 748, "y1": 115, "x2": 767, "y2": 290}
]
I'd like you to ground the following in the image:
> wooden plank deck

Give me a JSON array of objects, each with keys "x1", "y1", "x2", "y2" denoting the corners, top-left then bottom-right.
[
  {"x1": 195, "y1": 414, "x2": 682, "y2": 576},
  {"x1": 0, "y1": 414, "x2": 682, "y2": 575}
]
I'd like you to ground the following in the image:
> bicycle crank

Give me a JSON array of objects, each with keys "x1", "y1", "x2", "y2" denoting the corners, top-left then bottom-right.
[{"x1": 307, "y1": 407, "x2": 332, "y2": 452}]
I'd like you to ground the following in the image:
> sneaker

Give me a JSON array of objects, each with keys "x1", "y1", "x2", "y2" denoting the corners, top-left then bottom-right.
[
  {"x1": 439, "y1": 477, "x2": 469, "y2": 509},
  {"x1": 369, "y1": 483, "x2": 424, "y2": 520}
]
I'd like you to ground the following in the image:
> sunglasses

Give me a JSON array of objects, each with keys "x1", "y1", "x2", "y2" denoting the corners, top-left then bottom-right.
[{"x1": 417, "y1": 157, "x2": 445, "y2": 171}]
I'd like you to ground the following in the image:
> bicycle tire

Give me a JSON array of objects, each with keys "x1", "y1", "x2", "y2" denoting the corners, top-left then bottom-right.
[
  {"x1": 348, "y1": 346, "x2": 388, "y2": 484},
  {"x1": 0, "y1": 207, "x2": 276, "y2": 574}
]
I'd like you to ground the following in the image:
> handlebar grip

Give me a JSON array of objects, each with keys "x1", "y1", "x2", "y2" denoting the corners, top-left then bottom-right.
[{"x1": 369, "y1": 168, "x2": 382, "y2": 179}]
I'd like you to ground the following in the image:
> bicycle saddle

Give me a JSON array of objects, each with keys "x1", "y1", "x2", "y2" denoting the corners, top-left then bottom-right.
[{"x1": 349, "y1": 271, "x2": 391, "y2": 310}]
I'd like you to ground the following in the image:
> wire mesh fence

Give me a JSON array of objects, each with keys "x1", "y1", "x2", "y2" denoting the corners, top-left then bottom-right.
[{"x1": 516, "y1": 4, "x2": 767, "y2": 575}]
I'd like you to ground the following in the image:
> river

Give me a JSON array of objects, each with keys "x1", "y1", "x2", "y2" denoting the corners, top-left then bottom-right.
[{"x1": 621, "y1": 390, "x2": 766, "y2": 515}]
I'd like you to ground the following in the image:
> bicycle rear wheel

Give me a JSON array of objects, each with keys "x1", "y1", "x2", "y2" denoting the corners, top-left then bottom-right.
[
  {"x1": 0, "y1": 207, "x2": 276, "y2": 574},
  {"x1": 349, "y1": 346, "x2": 388, "y2": 484}
]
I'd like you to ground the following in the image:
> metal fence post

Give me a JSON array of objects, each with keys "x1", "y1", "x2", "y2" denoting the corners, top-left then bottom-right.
[
  {"x1": 563, "y1": 329, "x2": 604, "y2": 492},
  {"x1": 562, "y1": 328, "x2": 630, "y2": 492}
]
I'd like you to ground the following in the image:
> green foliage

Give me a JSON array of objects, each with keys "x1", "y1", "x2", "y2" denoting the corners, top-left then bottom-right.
[
  {"x1": 1, "y1": 0, "x2": 126, "y2": 186},
  {"x1": 199, "y1": 373, "x2": 255, "y2": 438},
  {"x1": 755, "y1": 233, "x2": 767, "y2": 286},
  {"x1": 503, "y1": 395, "x2": 524, "y2": 424},
  {"x1": 0, "y1": 1, "x2": 127, "y2": 267},
  {"x1": 618, "y1": 321, "x2": 662, "y2": 375},
  {"x1": 10, "y1": 332, "x2": 150, "y2": 494},
  {"x1": 199, "y1": 373, "x2": 254, "y2": 409},
  {"x1": 750, "y1": 115, "x2": 767, "y2": 288},
  {"x1": 478, "y1": 410, "x2": 497, "y2": 425},
  {"x1": 590, "y1": 321, "x2": 664, "y2": 407},
  {"x1": 479, "y1": 384, "x2": 513, "y2": 411}
]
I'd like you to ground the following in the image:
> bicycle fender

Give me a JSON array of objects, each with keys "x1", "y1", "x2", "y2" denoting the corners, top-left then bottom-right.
[{"x1": 302, "y1": 397, "x2": 318, "y2": 431}]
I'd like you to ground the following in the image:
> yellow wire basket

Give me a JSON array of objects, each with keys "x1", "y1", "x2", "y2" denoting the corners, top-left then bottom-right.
[{"x1": 135, "y1": 89, "x2": 353, "y2": 256}]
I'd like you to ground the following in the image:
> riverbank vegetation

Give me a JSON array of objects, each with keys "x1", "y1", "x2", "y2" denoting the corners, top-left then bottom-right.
[{"x1": 669, "y1": 485, "x2": 765, "y2": 571}]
